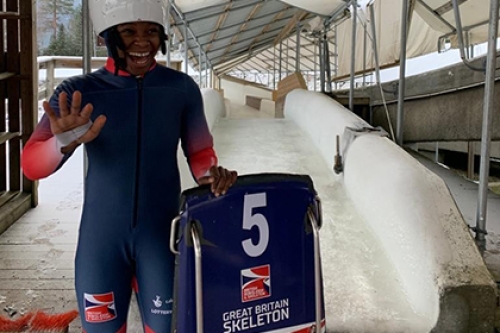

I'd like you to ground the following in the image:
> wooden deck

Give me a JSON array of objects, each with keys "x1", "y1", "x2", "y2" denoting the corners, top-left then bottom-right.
[{"x1": 0, "y1": 145, "x2": 151, "y2": 332}]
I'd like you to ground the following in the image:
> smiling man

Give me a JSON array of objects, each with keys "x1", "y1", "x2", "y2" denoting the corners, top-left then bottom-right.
[{"x1": 21, "y1": 0, "x2": 237, "y2": 332}]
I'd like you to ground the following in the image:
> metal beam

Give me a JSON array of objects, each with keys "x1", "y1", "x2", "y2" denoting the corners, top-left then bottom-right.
[
  {"x1": 396, "y1": 0, "x2": 409, "y2": 145},
  {"x1": 273, "y1": 10, "x2": 310, "y2": 44},
  {"x1": 178, "y1": 0, "x2": 264, "y2": 24},
  {"x1": 195, "y1": 8, "x2": 288, "y2": 39},
  {"x1": 475, "y1": 0, "x2": 499, "y2": 252},
  {"x1": 169, "y1": 0, "x2": 212, "y2": 69},
  {"x1": 198, "y1": 17, "x2": 291, "y2": 49},
  {"x1": 416, "y1": 0, "x2": 455, "y2": 32},
  {"x1": 207, "y1": 27, "x2": 283, "y2": 55}
]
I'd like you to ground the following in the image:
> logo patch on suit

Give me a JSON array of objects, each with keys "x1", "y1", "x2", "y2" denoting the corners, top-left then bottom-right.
[
  {"x1": 84, "y1": 292, "x2": 117, "y2": 323},
  {"x1": 241, "y1": 265, "x2": 271, "y2": 302}
]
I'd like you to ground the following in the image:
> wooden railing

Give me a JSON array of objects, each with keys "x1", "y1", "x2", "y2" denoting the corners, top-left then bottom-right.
[{"x1": 37, "y1": 56, "x2": 182, "y2": 100}]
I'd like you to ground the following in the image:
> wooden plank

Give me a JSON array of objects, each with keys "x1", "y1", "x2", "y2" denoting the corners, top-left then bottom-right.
[
  {"x1": 0, "y1": 269, "x2": 74, "y2": 279},
  {"x1": 0, "y1": 250, "x2": 75, "y2": 260},
  {"x1": 0, "y1": 131, "x2": 20, "y2": 145},
  {"x1": 0, "y1": 190, "x2": 18, "y2": 208},
  {"x1": 0, "y1": 71, "x2": 15, "y2": 80},
  {"x1": 0, "y1": 193, "x2": 31, "y2": 235},
  {"x1": 6, "y1": 0, "x2": 21, "y2": 193},
  {"x1": 0, "y1": 235, "x2": 79, "y2": 245},
  {"x1": 0, "y1": 258, "x2": 74, "y2": 270},
  {"x1": 0, "y1": 279, "x2": 75, "y2": 290},
  {"x1": 0, "y1": 225, "x2": 79, "y2": 237},
  {"x1": 0, "y1": 1, "x2": 6, "y2": 195},
  {"x1": 55, "y1": 57, "x2": 106, "y2": 69},
  {"x1": 0, "y1": 244, "x2": 76, "y2": 252},
  {"x1": 0, "y1": 11, "x2": 20, "y2": 19},
  {"x1": 19, "y1": 0, "x2": 37, "y2": 203}
]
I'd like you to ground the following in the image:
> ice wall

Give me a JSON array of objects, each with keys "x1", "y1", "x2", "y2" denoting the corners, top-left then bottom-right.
[{"x1": 284, "y1": 88, "x2": 496, "y2": 332}]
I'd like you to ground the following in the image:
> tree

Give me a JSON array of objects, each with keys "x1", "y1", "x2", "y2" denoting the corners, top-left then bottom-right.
[
  {"x1": 40, "y1": 5, "x2": 84, "y2": 56},
  {"x1": 38, "y1": 0, "x2": 75, "y2": 42},
  {"x1": 43, "y1": 24, "x2": 69, "y2": 56},
  {"x1": 66, "y1": 4, "x2": 83, "y2": 56}
]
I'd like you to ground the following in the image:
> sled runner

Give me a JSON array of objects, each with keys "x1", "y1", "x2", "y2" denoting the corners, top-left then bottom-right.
[{"x1": 170, "y1": 173, "x2": 326, "y2": 333}]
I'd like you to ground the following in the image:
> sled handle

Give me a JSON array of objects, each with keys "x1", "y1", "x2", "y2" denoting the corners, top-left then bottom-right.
[
  {"x1": 170, "y1": 215, "x2": 181, "y2": 255},
  {"x1": 191, "y1": 223, "x2": 204, "y2": 333},
  {"x1": 308, "y1": 207, "x2": 323, "y2": 333}
]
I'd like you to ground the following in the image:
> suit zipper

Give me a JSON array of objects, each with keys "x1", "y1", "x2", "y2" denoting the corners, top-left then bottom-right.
[{"x1": 132, "y1": 77, "x2": 143, "y2": 228}]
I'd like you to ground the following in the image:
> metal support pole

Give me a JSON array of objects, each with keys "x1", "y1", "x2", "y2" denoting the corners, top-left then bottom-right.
[
  {"x1": 279, "y1": 41, "x2": 283, "y2": 82},
  {"x1": 204, "y1": 54, "x2": 208, "y2": 88},
  {"x1": 319, "y1": 34, "x2": 325, "y2": 93},
  {"x1": 198, "y1": 46, "x2": 202, "y2": 86},
  {"x1": 324, "y1": 35, "x2": 332, "y2": 93},
  {"x1": 166, "y1": 0, "x2": 171, "y2": 68},
  {"x1": 349, "y1": 1, "x2": 357, "y2": 110},
  {"x1": 184, "y1": 23, "x2": 189, "y2": 74},
  {"x1": 467, "y1": 141, "x2": 475, "y2": 180},
  {"x1": 333, "y1": 24, "x2": 338, "y2": 90},
  {"x1": 273, "y1": 45, "x2": 277, "y2": 90},
  {"x1": 369, "y1": 4, "x2": 395, "y2": 141},
  {"x1": 363, "y1": 22, "x2": 367, "y2": 87},
  {"x1": 82, "y1": 0, "x2": 92, "y2": 74},
  {"x1": 313, "y1": 41, "x2": 317, "y2": 91},
  {"x1": 296, "y1": 22, "x2": 301, "y2": 72},
  {"x1": 475, "y1": 0, "x2": 499, "y2": 252},
  {"x1": 82, "y1": 0, "x2": 92, "y2": 183},
  {"x1": 452, "y1": 0, "x2": 484, "y2": 71},
  {"x1": 286, "y1": 38, "x2": 289, "y2": 74},
  {"x1": 396, "y1": 0, "x2": 409, "y2": 146}
]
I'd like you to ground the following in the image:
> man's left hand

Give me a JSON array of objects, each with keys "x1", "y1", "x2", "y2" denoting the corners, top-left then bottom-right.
[{"x1": 198, "y1": 165, "x2": 238, "y2": 197}]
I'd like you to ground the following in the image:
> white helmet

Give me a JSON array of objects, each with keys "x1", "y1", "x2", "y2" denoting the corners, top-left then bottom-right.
[{"x1": 89, "y1": 0, "x2": 165, "y2": 36}]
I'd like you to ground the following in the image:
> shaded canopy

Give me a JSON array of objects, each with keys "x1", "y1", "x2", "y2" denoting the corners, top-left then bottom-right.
[{"x1": 168, "y1": 0, "x2": 497, "y2": 78}]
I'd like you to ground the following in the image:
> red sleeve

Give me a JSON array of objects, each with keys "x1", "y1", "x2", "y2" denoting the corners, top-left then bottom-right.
[
  {"x1": 21, "y1": 116, "x2": 64, "y2": 180},
  {"x1": 188, "y1": 147, "x2": 218, "y2": 180}
]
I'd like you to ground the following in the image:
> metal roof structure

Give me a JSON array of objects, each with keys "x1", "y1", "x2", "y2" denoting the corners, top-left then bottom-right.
[
  {"x1": 167, "y1": 0, "x2": 341, "y2": 74},
  {"x1": 167, "y1": 0, "x2": 499, "y2": 83}
]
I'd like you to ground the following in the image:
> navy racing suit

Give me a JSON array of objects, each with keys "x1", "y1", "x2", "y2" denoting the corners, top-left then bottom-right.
[{"x1": 22, "y1": 58, "x2": 217, "y2": 333}]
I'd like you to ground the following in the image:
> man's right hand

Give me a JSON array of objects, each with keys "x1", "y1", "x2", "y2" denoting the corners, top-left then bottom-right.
[{"x1": 44, "y1": 90, "x2": 107, "y2": 148}]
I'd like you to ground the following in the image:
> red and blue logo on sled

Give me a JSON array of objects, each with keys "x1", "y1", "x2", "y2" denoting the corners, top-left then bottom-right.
[{"x1": 171, "y1": 173, "x2": 325, "y2": 333}]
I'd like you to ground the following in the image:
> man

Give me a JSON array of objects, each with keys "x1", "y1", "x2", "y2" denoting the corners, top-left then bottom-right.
[{"x1": 21, "y1": 0, "x2": 237, "y2": 332}]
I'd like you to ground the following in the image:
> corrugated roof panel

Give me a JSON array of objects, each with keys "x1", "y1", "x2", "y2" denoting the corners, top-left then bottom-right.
[
  {"x1": 244, "y1": 13, "x2": 285, "y2": 31},
  {"x1": 169, "y1": 0, "x2": 315, "y2": 73},
  {"x1": 208, "y1": 35, "x2": 236, "y2": 52},
  {"x1": 183, "y1": 2, "x2": 229, "y2": 20},
  {"x1": 212, "y1": 25, "x2": 244, "y2": 41},
  {"x1": 175, "y1": 0, "x2": 229, "y2": 13},
  {"x1": 223, "y1": 6, "x2": 257, "y2": 26}
]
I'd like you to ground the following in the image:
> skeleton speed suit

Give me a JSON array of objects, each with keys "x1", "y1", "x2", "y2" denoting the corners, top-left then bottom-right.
[{"x1": 22, "y1": 59, "x2": 217, "y2": 333}]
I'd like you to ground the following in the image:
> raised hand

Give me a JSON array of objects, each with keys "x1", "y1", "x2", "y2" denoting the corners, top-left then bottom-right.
[{"x1": 43, "y1": 91, "x2": 106, "y2": 146}]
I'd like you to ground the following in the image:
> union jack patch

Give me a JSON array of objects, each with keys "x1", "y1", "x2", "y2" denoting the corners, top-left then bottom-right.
[
  {"x1": 84, "y1": 292, "x2": 117, "y2": 323},
  {"x1": 241, "y1": 265, "x2": 271, "y2": 302}
]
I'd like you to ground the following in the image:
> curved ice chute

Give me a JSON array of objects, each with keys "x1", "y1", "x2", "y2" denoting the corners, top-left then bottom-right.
[
  {"x1": 284, "y1": 89, "x2": 368, "y2": 171},
  {"x1": 341, "y1": 126, "x2": 388, "y2": 160}
]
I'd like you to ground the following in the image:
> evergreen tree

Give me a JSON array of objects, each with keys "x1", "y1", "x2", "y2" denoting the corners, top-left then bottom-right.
[
  {"x1": 44, "y1": 24, "x2": 69, "y2": 56},
  {"x1": 38, "y1": 0, "x2": 74, "y2": 43},
  {"x1": 66, "y1": 4, "x2": 83, "y2": 56}
]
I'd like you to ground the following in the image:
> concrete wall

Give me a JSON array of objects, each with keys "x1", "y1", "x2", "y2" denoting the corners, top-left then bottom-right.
[
  {"x1": 417, "y1": 141, "x2": 500, "y2": 160},
  {"x1": 221, "y1": 77, "x2": 273, "y2": 106},
  {"x1": 178, "y1": 88, "x2": 225, "y2": 190},
  {"x1": 284, "y1": 88, "x2": 497, "y2": 332},
  {"x1": 363, "y1": 55, "x2": 500, "y2": 143}
]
